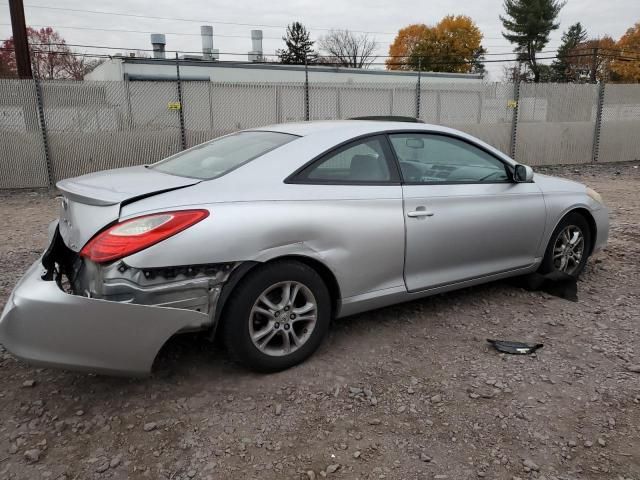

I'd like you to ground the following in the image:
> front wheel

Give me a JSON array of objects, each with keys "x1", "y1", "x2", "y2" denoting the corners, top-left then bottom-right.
[
  {"x1": 221, "y1": 261, "x2": 331, "y2": 372},
  {"x1": 539, "y1": 212, "x2": 592, "y2": 277}
]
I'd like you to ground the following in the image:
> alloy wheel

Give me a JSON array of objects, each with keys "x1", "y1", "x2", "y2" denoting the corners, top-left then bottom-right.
[
  {"x1": 249, "y1": 281, "x2": 318, "y2": 357},
  {"x1": 553, "y1": 225, "x2": 585, "y2": 275}
]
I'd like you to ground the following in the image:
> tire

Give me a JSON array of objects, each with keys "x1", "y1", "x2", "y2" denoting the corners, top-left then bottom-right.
[
  {"x1": 538, "y1": 212, "x2": 592, "y2": 278},
  {"x1": 221, "y1": 260, "x2": 331, "y2": 372}
]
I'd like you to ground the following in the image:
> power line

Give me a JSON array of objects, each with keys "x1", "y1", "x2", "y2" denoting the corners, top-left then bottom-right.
[
  {"x1": 16, "y1": 41, "x2": 570, "y2": 57},
  {"x1": 2, "y1": 35, "x2": 638, "y2": 62},
  {"x1": 0, "y1": 23, "x2": 555, "y2": 49},
  {"x1": 11, "y1": 40, "x2": 640, "y2": 61},
  {"x1": 0, "y1": 23, "x2": 284, "y2": 40},
  {"x1": 0, "y1": 42, "x2": 562, "y2": 60},
  {"x1": 0, "y1": 24, "x2": 559, "y2": 52},
  {"x1": 14, "y1": 3, "x2": 397, "y2": 36},
  {"x1": 3, "y1": 2, "x2": 512, "y2": 39},
  {"x1": 2, "y1": 45, "x2": 636, "y2": 66}
]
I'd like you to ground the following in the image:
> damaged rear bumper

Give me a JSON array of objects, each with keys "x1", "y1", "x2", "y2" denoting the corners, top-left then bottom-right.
[{"x1": 0, "y1": 258, "x2": 213, "y2": 376}]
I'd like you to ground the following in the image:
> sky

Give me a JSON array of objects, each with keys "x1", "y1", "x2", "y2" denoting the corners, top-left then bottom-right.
[{"x1": 1, "y1": 0, "x2": 638, "y2": 80}]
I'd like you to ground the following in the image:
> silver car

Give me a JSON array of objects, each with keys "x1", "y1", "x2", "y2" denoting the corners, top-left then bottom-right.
[{"x1": 0, "y1": 120, "x2": 609, "y2": 376}]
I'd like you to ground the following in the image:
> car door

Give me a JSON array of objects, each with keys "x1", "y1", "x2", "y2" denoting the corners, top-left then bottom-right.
[
  {"x1": 284, "y1": 134, "x2": 406, "y2": 302},
  {"x1": 388, "y1": 132, "x2": 546, "y2": 292}
]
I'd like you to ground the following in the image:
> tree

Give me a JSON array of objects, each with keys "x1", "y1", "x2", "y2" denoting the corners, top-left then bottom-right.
[
  {"x1": 471, "y1": 46, "x2": 487, "y2": 75},
  {"x1": 551, "y1": 22, "x2": 588, "y2": 82},
  {"x1": 61, "y1": 54, "x2": 103, "y2": 80},
  {"x1": 500, "y1": 0, "x2": 565, "y2": 82},
  {"x1": 409, "y1": 16, "x2": 485, "y2": 74},
  {"x1": 318, "y1": 30, "x2": 377, "y2": 68},
  {"x1": 386, "y1": 24, "x2": 431, "y2": 70},
  {"x1": 276, "y1": 22, "x2": 317, "y2": 64},
  {"x1": 387, "y1": 16, "x2": 486, "y2": 74},
  {"x1": 0, "y1": 55, "x2": 14, "y2": 78},
  {"x1": 610, "y1": 22, "x2": 640, "y2": 83},
  {"x1": 565, "y1": 37, "x2": 616, "y2": 82},
  {"x1": 0, "y1": 27, "x2": 97, "y2": 80}
]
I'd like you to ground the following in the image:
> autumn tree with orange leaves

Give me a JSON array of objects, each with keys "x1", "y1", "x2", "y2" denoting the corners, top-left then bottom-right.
[
  {"x1": 569, "y1": 37, "x2": 617, "y2": 82},
  {"x1": 610, "y1": 22, "x2": 640, "y2": 83},
  {"x1": 386, "y1": 16, "x2": 485, "y2": 74},
  {"x1": 386, "y1": 24, "x2": 430, "y2": 70}
]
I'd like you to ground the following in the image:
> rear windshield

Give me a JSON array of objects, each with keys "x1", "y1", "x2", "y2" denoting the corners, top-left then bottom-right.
[{"x1": 150, "y1": 131, "x2": 298, "y2": 180}]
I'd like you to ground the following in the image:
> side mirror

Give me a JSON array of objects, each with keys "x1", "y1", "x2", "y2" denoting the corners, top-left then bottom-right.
[{"x1": 514, "y1": 164, "x2": 534, "y2": 183}]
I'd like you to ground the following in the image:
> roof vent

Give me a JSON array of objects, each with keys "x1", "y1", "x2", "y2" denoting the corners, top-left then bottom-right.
[
  {"x1": 200, "y1": 25, "x2": 219, "y2": 60},
  {"x1": 248, "y1": 29, "x2": 263, "y2": 62},
  {"x1": 150, "y1": 33, "x2": 166, "y2": 59}
]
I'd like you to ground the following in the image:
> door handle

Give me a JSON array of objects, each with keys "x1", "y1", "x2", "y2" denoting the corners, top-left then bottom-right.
[{"x1": 407, "y1": 210, "x2": 434, "y2": 218}]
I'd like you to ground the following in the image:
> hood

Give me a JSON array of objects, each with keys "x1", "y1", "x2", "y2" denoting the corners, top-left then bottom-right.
[
  {"x1": 534, "y1": 173, "x2": 586, "y2": 193},
  {"x1": 57, "y1": 166, "x2": 201, "y2": 207}
]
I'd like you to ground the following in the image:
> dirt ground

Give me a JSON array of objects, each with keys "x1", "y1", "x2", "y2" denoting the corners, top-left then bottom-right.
[{"x1": 0, "y1": 162, "x2": 638, "y2": 480}]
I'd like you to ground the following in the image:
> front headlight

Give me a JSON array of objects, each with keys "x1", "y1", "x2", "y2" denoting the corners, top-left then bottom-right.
[{"x1": 586, "y1": 187, "x2": 604, "y2": 205}]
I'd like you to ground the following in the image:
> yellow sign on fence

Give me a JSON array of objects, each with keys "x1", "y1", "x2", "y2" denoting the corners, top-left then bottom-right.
[
  {"x1": 167, "y1": 102, "x2": 181, "y2": 110},
  {"x1": 507, "y1": 99, "x2": 518, "y2": 109}
]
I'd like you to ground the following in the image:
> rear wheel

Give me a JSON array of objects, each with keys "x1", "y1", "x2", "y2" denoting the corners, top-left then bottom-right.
[
  {"x1": 221, "y1": 260, "x2": 331, "y2": 372},
  {"x1": 539, "y1": 212, "x2": 592, "y2": 277}
]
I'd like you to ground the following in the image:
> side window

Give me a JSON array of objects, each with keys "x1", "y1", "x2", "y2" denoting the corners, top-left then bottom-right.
[
  {"x1": 297, "y1": 136, "x2": 394, "y2": 183},
  {"x1": 389, "y1": 133, "x2": 510, "y2": 183}
]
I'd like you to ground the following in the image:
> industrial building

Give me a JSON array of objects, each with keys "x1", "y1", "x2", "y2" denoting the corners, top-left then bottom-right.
[{"x1": 84, "y1": 26, "x2": 483, "y2": 84}]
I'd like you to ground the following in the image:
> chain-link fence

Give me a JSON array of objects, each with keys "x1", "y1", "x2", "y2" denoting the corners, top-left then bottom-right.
[
  {"x1": 515, "y1": 82, "x2": 599, "y2": 165},
  {"x1": 598, "y1": 84, "x2": 640, "y2": 163},
  {"x1": 1, "y1": 76, "x2": 639, "y2": 189},
  {"x1": 0, "y1": 79, "x2": 49, "y2": 188}
]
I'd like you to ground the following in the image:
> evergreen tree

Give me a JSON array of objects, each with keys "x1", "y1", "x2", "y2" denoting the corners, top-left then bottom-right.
[
  {"x1": 276, "y1": 22, "x2": 317, "y2": 64},
  {"x1": 500, "y1": 0, "x2": 565, "y2": 82},
  {"x1": 552, "y1": 23, "x2": 588, "y2": 82},
  {"x1": 471, "y1": 46, "x2": 487, "y2": 75}
]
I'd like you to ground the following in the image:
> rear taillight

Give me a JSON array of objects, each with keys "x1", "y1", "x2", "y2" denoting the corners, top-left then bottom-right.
[{"x1": 80, "y1": 209, "x2": 209, "y2": 263}]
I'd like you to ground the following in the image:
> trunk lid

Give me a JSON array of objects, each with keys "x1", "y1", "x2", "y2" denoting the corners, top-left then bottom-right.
[{"x1": 56, "y1": 166, "x2": 201, "y2": 252}]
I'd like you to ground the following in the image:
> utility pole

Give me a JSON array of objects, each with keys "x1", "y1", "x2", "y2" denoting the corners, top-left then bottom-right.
[
  {"x1": 8, "y1": 0, "x2": 33, "y2": 78},
  {"x1": 590, "y1": 47, "x2": 598, "y2": 84}
]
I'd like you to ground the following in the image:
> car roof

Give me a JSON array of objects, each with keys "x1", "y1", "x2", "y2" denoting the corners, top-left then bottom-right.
[
  {"x1": 250, "y1": 120, "x2": 516, "y2": 168},
  {"x1": 254, "y1": 120, "x2": 448, "y2": 137}
]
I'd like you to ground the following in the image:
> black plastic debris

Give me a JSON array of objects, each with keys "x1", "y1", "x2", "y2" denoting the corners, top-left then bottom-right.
[
  {"x1": 510, "y1": 271, "x2": 578, "y2": 302},
  {"x1": 487, "y1": 339, "x2": 544, "y2": 355}
]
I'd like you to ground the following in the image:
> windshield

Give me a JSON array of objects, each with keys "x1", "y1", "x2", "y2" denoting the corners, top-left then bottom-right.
[{"x1": 151, "y1": 131, "x2": 298, "y2": 180}]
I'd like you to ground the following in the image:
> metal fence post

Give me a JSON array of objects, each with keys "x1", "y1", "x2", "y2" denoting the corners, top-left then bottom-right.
[
  {"x1": 415, "y1": 59, "x2": 422, "y2": 119},
  {"x1": 275, "y1": 85, "x2": 282, "y2": 123},
  {"x1": 592, "y1": 82, "x2": 606, "y2": 162},
  {"x1": 175, "y1": 53, "x2": 187, "y2": 150},
  {"x1": 390, "y1": 88, "x2": 394, "y2": 115},
  {"x1": 124, "y1": 79, "x2": 134, "y2": 130},
  {"x1": 33, "y1": 77, "x2": 53, "y2": 187},
  {"x1": 208, "y1": 81, "x2": 214, "y2": 132},
  {"x1": 509, "y1": 80, "x2": 521, "y2": 160},
  {"x1": 304, "y1": 58, "x2": 310, "y2": 121}
]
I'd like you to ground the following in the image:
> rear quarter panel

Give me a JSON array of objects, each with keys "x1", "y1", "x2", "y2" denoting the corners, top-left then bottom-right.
[{"x1": 123, "y1": 186, "x2": 406, "y2": 301}]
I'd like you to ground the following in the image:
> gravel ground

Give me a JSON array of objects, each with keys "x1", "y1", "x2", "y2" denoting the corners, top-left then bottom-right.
[{"x1": 0, "y1": 162, "x2": 638, "y2": 480}]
